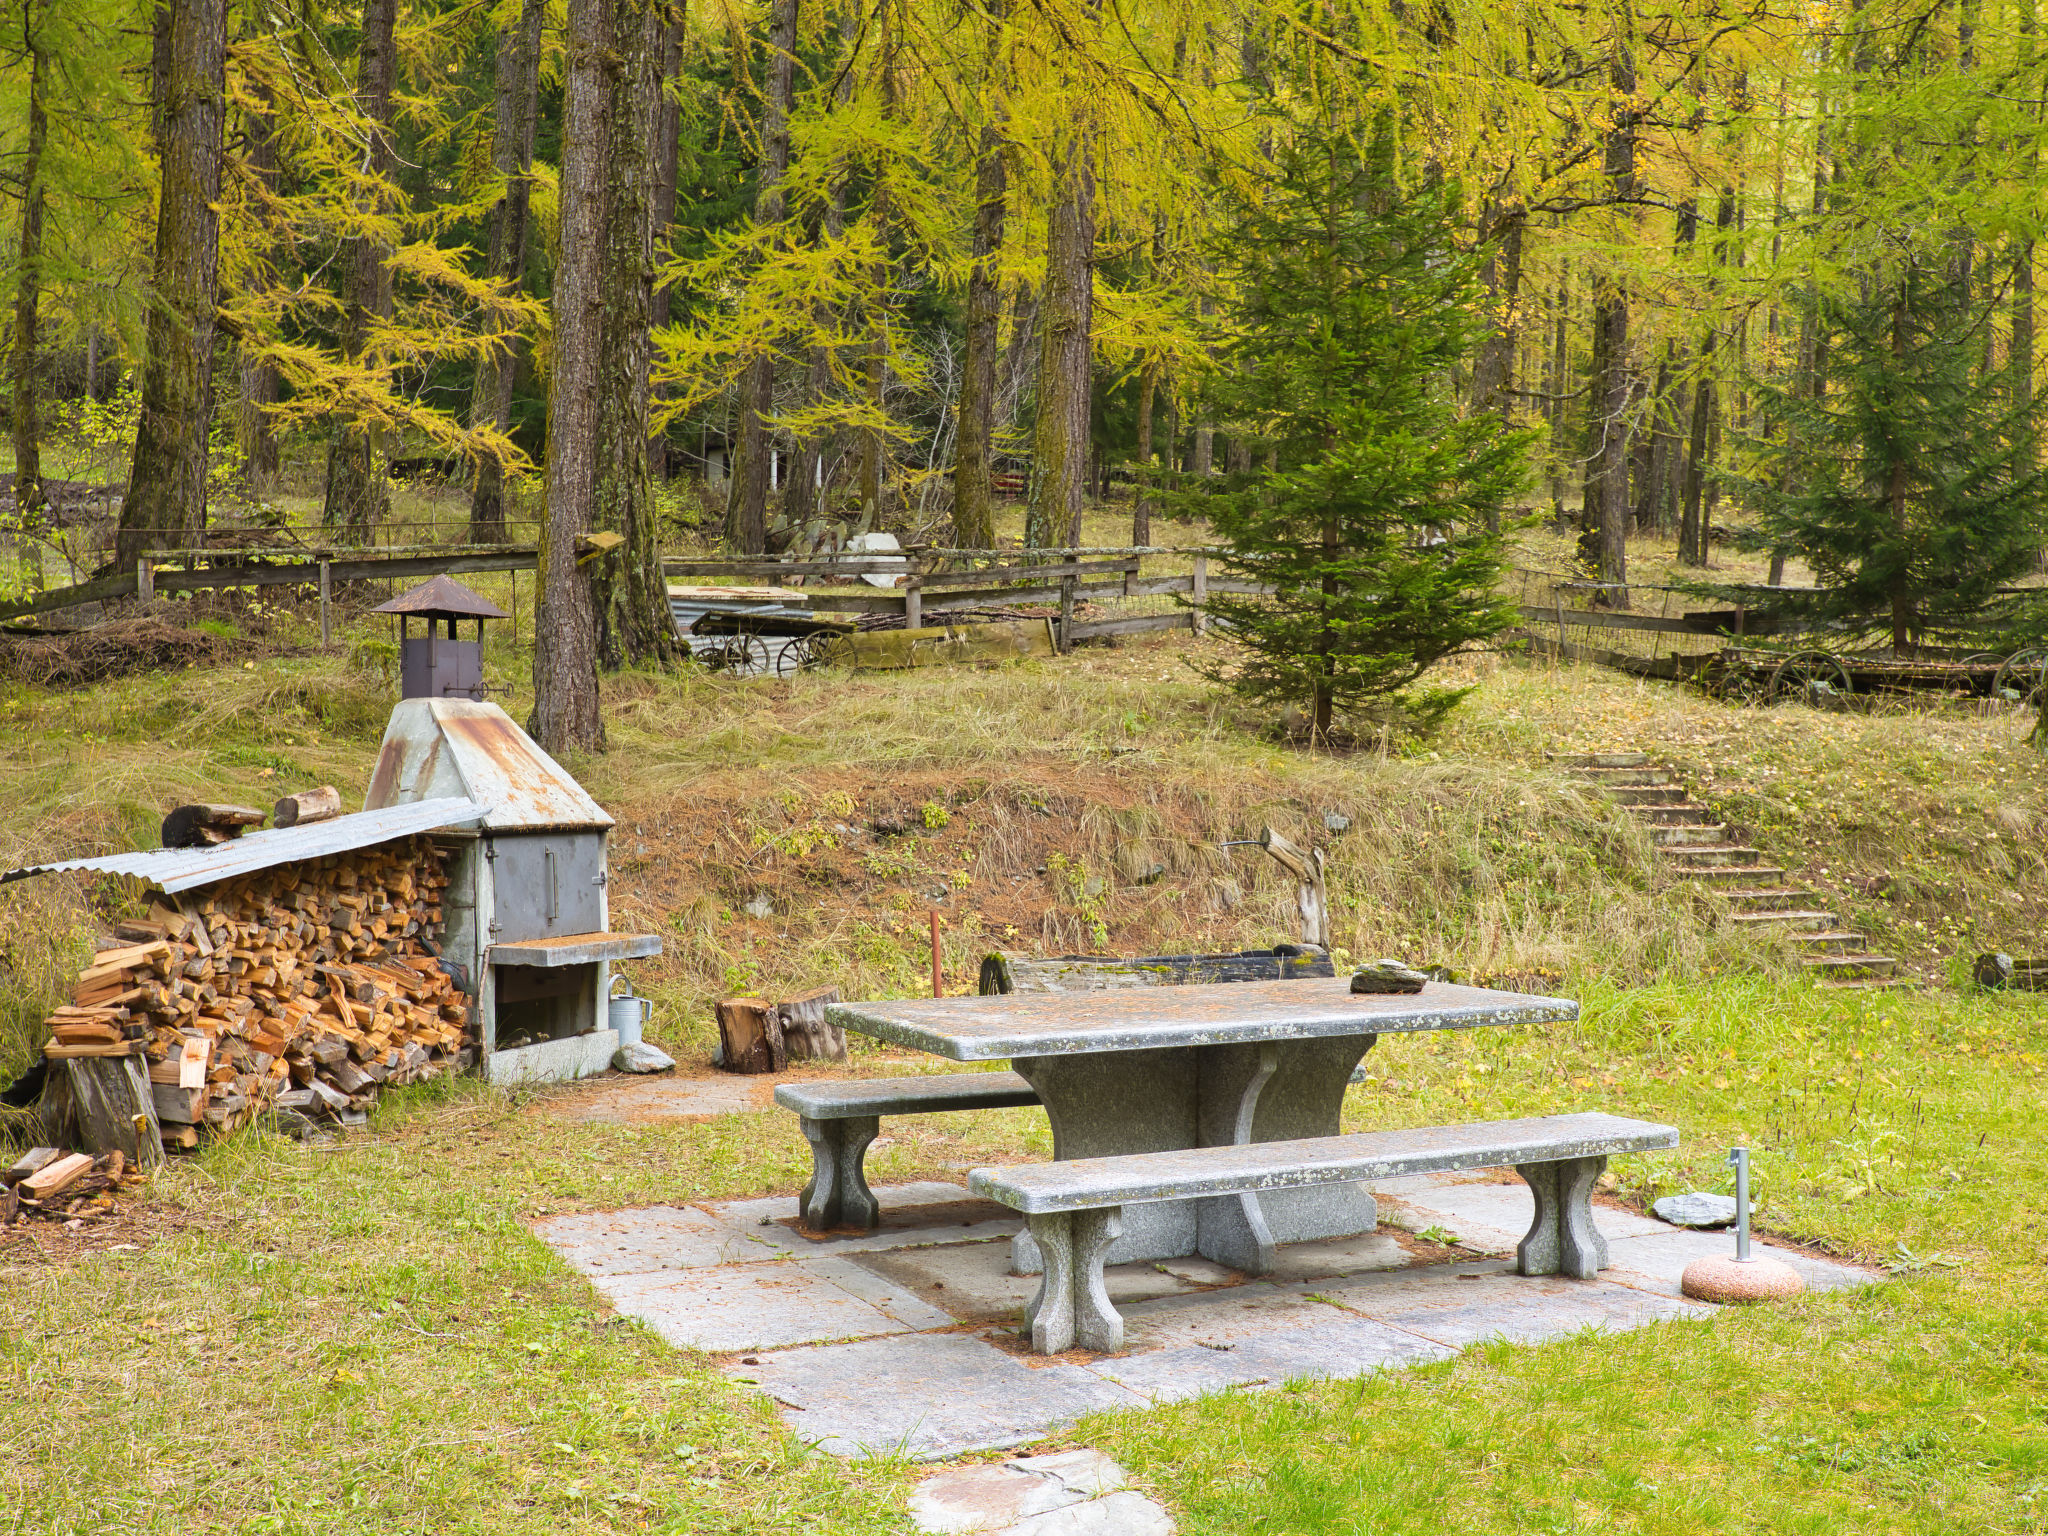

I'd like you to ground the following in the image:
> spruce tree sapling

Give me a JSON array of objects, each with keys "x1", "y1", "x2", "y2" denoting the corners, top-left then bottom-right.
[
  {"x1": 1181, "y1": 116, "x2": 1531, "y2": 738},
  {"x1": 1740, "y1": 254, "x2": 2047, "y2": 655}
]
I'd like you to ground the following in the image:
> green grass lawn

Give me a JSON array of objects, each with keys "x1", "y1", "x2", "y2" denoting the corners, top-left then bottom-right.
[{"x1": 3, "y1": 611, "x2": 2047, "y2": 1532}]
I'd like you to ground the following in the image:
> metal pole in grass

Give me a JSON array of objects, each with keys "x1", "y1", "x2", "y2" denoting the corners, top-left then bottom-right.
[
  {"x1": 929, "y1": 911, "x2": 943, "y2": 998},
  {"x1": 1680, "y1": 1145, "x2": 1804, "y2": 1303}
]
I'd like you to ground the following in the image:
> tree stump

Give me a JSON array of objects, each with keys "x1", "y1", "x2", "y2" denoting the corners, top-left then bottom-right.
[
  {"x1": 776, "y1": 987, "x2": 846, "y2": 1062},
  {"x1": 715, "y1": 998, "x2": 785, "y2": 1074}
]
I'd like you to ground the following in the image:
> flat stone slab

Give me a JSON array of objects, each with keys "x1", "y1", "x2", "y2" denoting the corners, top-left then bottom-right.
[
  {"x1": 854, "y1": 1239, "x2": 1228, "y2": 1324},
  {"x1": 538, "y1": 1175, "x2": 1881, "y2": 1464},
  {"x1": 1095, "y1": 1285, "x2": 1452, "y2": 1402},
  {"x1": 910, "y1": 1449, "x2": 1142, "y2": 1533},
  {"x1": 712, "y1": 1183, "x2": 1025, "y2": 1258},
  {"x1": 1379, "y1": 1175, "x2": 1668, "y2": 1251},
  {"x1": 602, "y1": 1256, "x2": 954, "y2": 1351},
  {"x1": 1597, "y1": 1228, "x2": 1874, "y2": 1297},
  {"x1": 1321, "y1": 1261, "x2": 1713, "y2": 1347},
  {"x1": 741, "y1": 1332, "x2": 1146, "y2": 1459},
  {"x1": 533, "y1": 1204, "x2": 762, "y2": 1276},
  {"x1": 1653, "y1": 1191, "x2": 1739, "y2": 1228}
]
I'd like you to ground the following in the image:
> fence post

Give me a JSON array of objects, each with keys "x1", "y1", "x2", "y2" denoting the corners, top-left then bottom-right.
[
  {"x1": 1191, "y1": 554, "x2": 1208, "y2": 635},
  {"x1": 319, "y1": 561, "x2": 332, "y2": 648},
  {"x1": 136, "y1": 560, "x2": 154, "y2": 605},
  {"x1": 1058, "y1": 569, "x2": 1076, "y2": 653},
  {"x1": 904, "y1": 578, "x2": 922, "y2": 632}
]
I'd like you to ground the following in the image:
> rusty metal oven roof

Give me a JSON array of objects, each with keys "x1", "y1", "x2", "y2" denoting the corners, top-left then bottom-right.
[
  {"x1": 364, "y1": 698, "x2": 612, "y2": 831},
  {"x1": 371, "y1": 575, "x2": 508, "y2": 620},
  {"x1": 1, "y1": 796, "x2": 484, "y2": 895}
]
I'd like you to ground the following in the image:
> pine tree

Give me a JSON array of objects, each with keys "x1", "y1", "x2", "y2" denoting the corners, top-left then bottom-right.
[
  {"x1": 1179, "y1": 109, "x2": 1528, "y2": 739},
  {"x1": 1740, "y1": 252, "x2": 2047, "y2": 655}
]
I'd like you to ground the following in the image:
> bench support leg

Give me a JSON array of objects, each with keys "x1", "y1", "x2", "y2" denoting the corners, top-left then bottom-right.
[
  {"x1": 1514, "y1": 1155, "x2": 1610, "y2": 1279},
  {"x1": 798, "y1": 1114, "x2": 880, "y2": 1231},
  {"x1": 1024, "y1": 1207, "x2": 1124, "y2": 1354}
]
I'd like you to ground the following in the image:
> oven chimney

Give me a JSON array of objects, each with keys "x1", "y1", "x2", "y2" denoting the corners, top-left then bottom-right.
[{"x1": 371, "y1": 576, "x2": 507, "y2": 701}]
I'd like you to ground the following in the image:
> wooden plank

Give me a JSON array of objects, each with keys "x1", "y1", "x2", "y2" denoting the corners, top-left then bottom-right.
[
  {"x1": 838, "y1": 618, "x2": 1056, "y2": 669},
  {"x1": 0, "y1": 570, "x2": 138, "y2": 623},
  {"x1": 4, "y1": 1147, "x2": 60, "y2": 1185},
  {"x1": 1067, "y1": 612, "x2": 1194, "y2": 641}
]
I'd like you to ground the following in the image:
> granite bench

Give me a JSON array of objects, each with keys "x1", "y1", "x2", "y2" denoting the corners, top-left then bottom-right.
[
  {"x1": 968, "y1": 1110, "x2": 1680, "y2": 1353},
  {"x1": 776, "y1": 1073, "x2": 1043, "y2": 1230}
]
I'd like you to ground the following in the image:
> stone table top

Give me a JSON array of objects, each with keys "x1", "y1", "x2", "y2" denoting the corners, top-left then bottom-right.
[{"x1": 825, "y1": 978, "x2": 1577, "y2": 1061}]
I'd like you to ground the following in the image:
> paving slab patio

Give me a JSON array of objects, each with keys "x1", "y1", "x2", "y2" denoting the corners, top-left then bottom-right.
[{"x1": 534, "y1": 1173, "x2": 1879, "y2": 1462}]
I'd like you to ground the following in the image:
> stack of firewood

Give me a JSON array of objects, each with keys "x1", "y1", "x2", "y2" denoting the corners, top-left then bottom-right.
[{"x1": 36, "y1": 835, "x2": 475, "y2": 1149}]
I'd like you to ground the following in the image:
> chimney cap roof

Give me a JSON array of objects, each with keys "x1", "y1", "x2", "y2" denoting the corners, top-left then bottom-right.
[{"x1": 371, "y1": 575, "x2": 509, "y2": 620}]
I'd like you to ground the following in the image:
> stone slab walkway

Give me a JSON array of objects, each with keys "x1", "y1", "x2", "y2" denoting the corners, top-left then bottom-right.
[{"x1": 535, "y1": 1174, "x2": 1875, "y2": 1462}]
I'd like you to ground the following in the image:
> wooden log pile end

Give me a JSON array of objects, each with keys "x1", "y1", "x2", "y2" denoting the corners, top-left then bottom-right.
[
  {"x1": 1, "y1": 1147, "x2": 143, "y2": 1231},
  {"x1": 37, "y1": 836, "x2": 476, "y2": 1153}
]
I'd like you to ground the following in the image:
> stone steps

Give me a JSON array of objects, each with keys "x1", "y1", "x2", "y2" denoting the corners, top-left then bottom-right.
[
  {"x1": 1565, "y1": 755, "x2": 1906, "y2": 990},
  {"x1": 1649, "y1": 823, "x2": 1731, "y2": 847}
]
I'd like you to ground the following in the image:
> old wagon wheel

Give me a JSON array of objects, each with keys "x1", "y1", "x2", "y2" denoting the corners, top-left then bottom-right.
[
  {"x1": 811, "y1": 631, "x2": 857, "y2": 670},
  {"x1": 774, "y1": 634, "x2": 814, "y2": 677},
  {"x1": 1766, "y1": 650, "x2": 1854, "y2": 706},
  {"x1": 728, "y1": 634, "x2": 772, "y2": 675},
  {"x1": 1992, "y1": 646, "x2": 2048, "y2": 707}
]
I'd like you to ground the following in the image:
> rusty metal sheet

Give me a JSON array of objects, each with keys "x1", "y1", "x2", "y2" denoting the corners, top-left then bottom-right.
[
  {"x1": 825, "y1": 979, "x2": 1578, "y2": 1062},
  {"x1": 0, "y1": 797, "x2": 484, "y2": 894},
  {"x1": 370, "y1": 575, "x2": 508, "y2": 619},
  {"x1": 364, "y1": 698, "x2": 611, "y2": 830}
]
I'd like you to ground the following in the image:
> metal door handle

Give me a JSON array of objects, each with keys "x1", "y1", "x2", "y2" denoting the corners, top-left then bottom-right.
[{"x1": 545, "y1": 847, "x2": 558, "y2": 922}]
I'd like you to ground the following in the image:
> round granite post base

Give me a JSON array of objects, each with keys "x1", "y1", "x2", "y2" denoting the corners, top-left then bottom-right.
[{"x1": 1681, "y1": 1254, "x2": 1805, "y2": 1304}]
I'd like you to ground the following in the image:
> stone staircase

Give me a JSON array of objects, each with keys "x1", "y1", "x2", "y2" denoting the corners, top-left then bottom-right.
[{"x1": 1558, "y1": 753, "x2": 1904, "y2": 989}]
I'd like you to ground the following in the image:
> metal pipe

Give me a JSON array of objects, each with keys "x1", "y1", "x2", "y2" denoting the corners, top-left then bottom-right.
[{"x1": 1729, "y1": 1146, "x2": 1752, "y2": 1262}]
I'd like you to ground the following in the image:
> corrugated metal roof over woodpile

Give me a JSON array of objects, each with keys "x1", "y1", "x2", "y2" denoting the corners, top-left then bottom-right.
[
  {"x1": 363, "y1": 698, "x2": 612, "y2": 830},
  {"x1": 370, "y1": 575, "x2": 508, "y2": 619},
  {"x1": 0, "y1": 796, "x2": 484, "y2": 893}
]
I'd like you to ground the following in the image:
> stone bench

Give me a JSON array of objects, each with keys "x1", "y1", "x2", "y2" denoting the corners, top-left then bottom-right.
[
  {"x1": 969, "y1": 1110, "x2": 1680, "y2": 1354},
  {"x1": 776, "y1": 1073, "x2": 1042, "y2": 1230}
]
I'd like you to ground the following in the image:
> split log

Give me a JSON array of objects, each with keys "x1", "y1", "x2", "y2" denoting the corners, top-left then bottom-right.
[
  {"x1": 776, "y1": 987, "x2": 846, "y2": 1063},
  {"x1": 161, "y1": 803, "x2": 267, "y2": 848},
  {"x1": 21, "y1": 1151, "x2": 93, "y2": 1199},
  {"x1": 62, "y1": 1055, "x2": 165, "y2": 1169},
  {"x1": 273, "y1": 785, "x2": 343, "y2": 828},
  {"x1": 715, "y1": 998, "x2": 785, "y2": 1074}
]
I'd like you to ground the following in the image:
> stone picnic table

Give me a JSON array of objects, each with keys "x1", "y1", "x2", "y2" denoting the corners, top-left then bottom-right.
[{"x1": 825, "y1": 977, "x2": 1579, "y2": 1272}]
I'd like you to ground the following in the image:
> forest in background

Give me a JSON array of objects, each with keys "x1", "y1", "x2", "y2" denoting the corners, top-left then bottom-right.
[{"x1": 2, "y1": 0, "x2": 2046, "y2": 732}]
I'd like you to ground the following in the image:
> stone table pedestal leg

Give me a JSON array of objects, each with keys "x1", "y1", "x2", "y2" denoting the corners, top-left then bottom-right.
[{"x1": 1515, "y1": 1155, "x2": 1609, "y2": 1278}]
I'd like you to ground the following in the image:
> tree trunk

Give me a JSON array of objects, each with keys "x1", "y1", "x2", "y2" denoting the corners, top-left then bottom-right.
[
  {"x1": 952, "y1": 52, "x2": 1007, "y2": 551},
  {"x1": 469, "y1": 0, "x2": 546, "y2": 543},
  {"x1": 236, "y1": 75, "x2": 282, "y2": 491},
  {"x1": 1026, "y1": 123, "x2": 1094, "y2": 549},
  {"x1": 1132, "y1": 357, "x2": 1156, "y2": 546},
  {"x1": 732, "y1": 0, "x2": 800, "y2": 554},
  {"x1": 592, "y1": 0, "x2": 678, "y2": 669},
  {"x1": 119, "y1": 0, "x2": 227, "y2": 568},
  {"x1": 1468, "y1": 205, "x2": 1525, "y2": 422},
  {"x1": 531, "y1": 0, "x2": 609, "y2": 754},
  {"x1": 12, "y1": 22, "x2": 48, "y2": 528},
  {"x1": 646, "y1": 17, "x2": 683, "y2": 482},
  {"x1": 1546, "y1": 258, "x2": 1569, "y2": 511},
  {"x1": 1583, "y1": 38, "x2": 1637, "y2": 604},
  {"x1": 322, "y1": 0, "x2": 397, "y2": 542}
]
